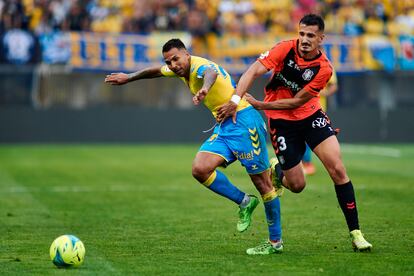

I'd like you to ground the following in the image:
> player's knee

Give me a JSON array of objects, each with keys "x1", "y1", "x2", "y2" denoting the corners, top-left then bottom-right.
[
  {"x1": 289, "y1": 182, "x2": 305, "y2": 193},
  {"x1": 192, "y1": 163, "x2": 209, "y2": 183},
  {"x1": 287, "y1": 177, "x2": 306, "y2": 193}
]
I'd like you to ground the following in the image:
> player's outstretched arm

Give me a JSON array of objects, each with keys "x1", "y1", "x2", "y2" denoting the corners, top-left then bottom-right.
[
  {"x1": 104, "y1": 66, "x2": 163, "y2": 85},
  {"x1": 193, "y1": 68, "x2": 218, "y2": 105}
]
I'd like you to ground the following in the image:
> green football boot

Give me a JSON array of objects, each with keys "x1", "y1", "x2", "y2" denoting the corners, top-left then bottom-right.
[
  {"x1": 246, "y1": 240, "x2": 283, "y2": 255},
  {"x1": 350, "y1": 230, "x2": 372, "y2": 252},
  {"x1": 270, "y1": 158, "x2": 284, "y2": 197},
  {"x1": 237, "y1": 195, "x2": 259, "y2": 232}
]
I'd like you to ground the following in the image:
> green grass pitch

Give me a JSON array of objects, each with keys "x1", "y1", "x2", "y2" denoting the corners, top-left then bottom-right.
[{"x1": 0, "y1": 144, "x2": 413, "y2": 275}]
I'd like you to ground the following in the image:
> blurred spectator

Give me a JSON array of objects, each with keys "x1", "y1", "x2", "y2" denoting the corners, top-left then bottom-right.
[
  {"x1": 63, "y1": 1, "x2": 90, "y2": 31},
  {"x1": 0, "y1": 0, "x2": 414, "y2": 40},
  {"x1": 0, "y1": 3, "x2": 39, "y2": 64},
  {"x1": 122, "y1": 2, "x2": 154, "y2": 34}
]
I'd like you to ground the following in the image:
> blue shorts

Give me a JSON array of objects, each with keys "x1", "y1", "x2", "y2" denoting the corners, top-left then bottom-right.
[{"x1": 199, "y1": 106, "x2": 270, "y2": 174}]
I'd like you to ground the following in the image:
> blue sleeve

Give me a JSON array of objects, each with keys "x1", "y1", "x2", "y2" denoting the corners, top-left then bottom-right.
[{"x1": 196, "y1": 64, "x2": 218, "y2": 78}]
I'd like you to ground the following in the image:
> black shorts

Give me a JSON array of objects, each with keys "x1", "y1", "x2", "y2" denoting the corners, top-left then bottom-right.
[{"x1": 269, "y1": 109, "x2": 336, "y2": 170}]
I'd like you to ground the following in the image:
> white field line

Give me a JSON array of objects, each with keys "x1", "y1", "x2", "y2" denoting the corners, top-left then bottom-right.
[{"x1": 341, "y1": 144, "x2": 401, "y2": 158}]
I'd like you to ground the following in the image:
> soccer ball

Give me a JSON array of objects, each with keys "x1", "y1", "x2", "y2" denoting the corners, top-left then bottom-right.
[{"x1": 49, "y1": 235, "x2": 85, "y2": 268}]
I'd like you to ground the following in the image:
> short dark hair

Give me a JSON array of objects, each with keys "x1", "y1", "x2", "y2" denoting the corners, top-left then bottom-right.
[
  {"x1": 299, "y1": 14, "x2": 325, "y2": 31},
  {"x1": 162, "y1": 38, "x2": 187, "y2": 53}
]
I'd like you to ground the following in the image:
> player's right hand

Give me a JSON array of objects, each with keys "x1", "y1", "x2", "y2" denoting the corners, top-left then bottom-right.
[
  {"x1": 216, "y1": 101, "x2": 238, "y2": 124},
  {"x1": 104, "y1": 73, "x2": 129, "y2": 85},
  {"x1": 193, "y1": 88, "x2": 208, "y2": 105}
]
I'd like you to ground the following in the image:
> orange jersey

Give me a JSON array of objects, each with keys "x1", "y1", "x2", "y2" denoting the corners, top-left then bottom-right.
[{"x1": 258, "y1": 39, "x2": 333, "y2": 121}]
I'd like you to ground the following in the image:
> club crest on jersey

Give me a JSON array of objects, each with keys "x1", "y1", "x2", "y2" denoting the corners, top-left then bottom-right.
[
  {"x1": 302, "y1": 69, "x2": 314, "y2": 81},
  {"x1": 259, "y1": 51, "x2": 269, "y2": 59},
  {"x1": 312, "y1": 117, "x2": 327, "y2": 128}
]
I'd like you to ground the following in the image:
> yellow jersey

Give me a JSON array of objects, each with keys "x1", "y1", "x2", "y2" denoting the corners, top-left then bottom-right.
[{"x1": 160, "y1": 56, "x2": 250, "y2": 118}]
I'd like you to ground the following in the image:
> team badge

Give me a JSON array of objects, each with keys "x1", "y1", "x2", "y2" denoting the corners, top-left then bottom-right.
[
  {"x1": 259, "y1": 51, "x2": 269, "y2": 59},
  {"x1": 302, "y1": 69, "x2": 314, "y2": 81}
]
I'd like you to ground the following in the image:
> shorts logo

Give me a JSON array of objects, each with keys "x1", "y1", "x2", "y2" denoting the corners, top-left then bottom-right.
[
  {"x1": 208, "y1": 134, "x2": 218, "y2": 142},
  {"x1": 249, "y1": 128, "x2": 261, "y2": 155},
  {"x1": 251, "y1": 164, "x2": 258, "y2": 170},
  {"x1": 233, "y1": 150, "x2": 254, "y2": 161},
  {"x1": 312, "y1": 117, "x2": 327, "y2": 128},
  {"x1": 302, "y1": 69, "x2": 314, "y2": 81},
  {"x1": 278, "y1": 156, "x2": 285, "y2": 164}
]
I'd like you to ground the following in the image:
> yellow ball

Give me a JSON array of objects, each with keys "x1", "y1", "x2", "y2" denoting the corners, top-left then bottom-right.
[{"x1": 50, "y1": 235, "x2": 85, "y2": 268}]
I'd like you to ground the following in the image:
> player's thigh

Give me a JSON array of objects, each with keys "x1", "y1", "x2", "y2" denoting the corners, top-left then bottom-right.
[
  {"x1": 313, "y1": 135, "x2": 348, "y2": 182},
  {"x1": 227, "y1": 108, "x2": 270, "y2": 174},
  {"x1": 305, "y1": 110, "x2": 336, "y2": 150},
  {"x1": 197, "y1": 132, "x2": 236, "y2": 170},
  {"x1": 269, "y1": 119, "x2": 305, "y2": 170},
  {"x1": 193, "y1": 151, "x2": 227, "y2": 172}
]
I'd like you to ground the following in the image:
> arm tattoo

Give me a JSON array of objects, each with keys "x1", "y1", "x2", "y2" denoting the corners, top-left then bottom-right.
[
  {"x1": 127, "y1": 66, "x2": 163, "y2": 82},
  {"x1": 202, "y1": 68, "x2": 218, "y2": 91}
]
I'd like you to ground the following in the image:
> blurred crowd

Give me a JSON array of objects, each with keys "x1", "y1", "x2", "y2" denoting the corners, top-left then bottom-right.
[{"x1": 1, "y1": 0, "x2": 414, "y2": 37}]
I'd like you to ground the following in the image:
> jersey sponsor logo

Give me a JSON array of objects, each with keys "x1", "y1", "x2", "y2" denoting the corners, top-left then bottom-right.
[
  {"x1": 233, "y1": 150, "x2": 255, "y2": 161},
  {"x1": 287, "y1": 60, "x2": 301, "y2": 71},
  {"x1": 259, "y1": 51, "x2": 269, "y2": 59},
  {"x1": 312, "y1": 117, "x2": 327, "y2": 128},
  {"x1": 274, "y1": 73, "x2": 301, "y2": 92},
  {"x1": 302, "y1": 69, "x2": 314, "y2": 81}
]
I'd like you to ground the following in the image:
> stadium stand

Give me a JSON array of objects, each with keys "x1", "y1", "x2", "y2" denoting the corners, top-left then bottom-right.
[{"x1": 1, "y1": 0, "x2": 413, "y2": 36}]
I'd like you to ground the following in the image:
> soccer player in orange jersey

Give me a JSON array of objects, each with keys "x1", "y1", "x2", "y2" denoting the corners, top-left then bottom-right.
[{"x1": 217, "y1": 14, "x2": 372, "y2": 252}]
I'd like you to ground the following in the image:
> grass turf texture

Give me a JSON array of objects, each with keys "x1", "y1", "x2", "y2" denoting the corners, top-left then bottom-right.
[{"x1": 0, "y1": 144, "x2": 413, "y2": 275}]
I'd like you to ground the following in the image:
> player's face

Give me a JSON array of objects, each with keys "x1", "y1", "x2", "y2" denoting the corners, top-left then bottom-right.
[
  {"x1": 163, "y1": 48, "x2": 191, "y2": 78},
  {"x1": 298, "y1": 24, "x2": 324, "y2": 57}
]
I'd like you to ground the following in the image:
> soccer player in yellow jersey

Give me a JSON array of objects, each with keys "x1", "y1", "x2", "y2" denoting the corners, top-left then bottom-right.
[
  {"x1": 302, "y1": 70, "x2": 338, "y2": 175},
  {"x1": 105, "y1": 39, "x2": 283, "y2": 255}
]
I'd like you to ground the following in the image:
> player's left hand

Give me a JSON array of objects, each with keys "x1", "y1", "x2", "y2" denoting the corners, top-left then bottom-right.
[
  {"x1": 193, "y1": 88, "x2": 208, "y2": 105},
  {"x1": 104, "y1": 73, "x2": 129, "y2": 85},
  {"x1": 245, "y1": 93, "x2": 262, "y2": 109},
  {"x1": 216, "y1": 101, "x2": 237, "y2": 123}
]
